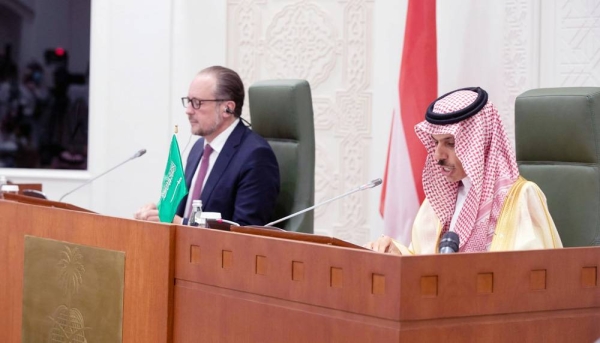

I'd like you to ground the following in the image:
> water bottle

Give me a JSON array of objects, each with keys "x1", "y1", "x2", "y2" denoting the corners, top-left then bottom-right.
[
  {"x1": 0, "y1": 176, "x2": 6, "y2": 200},
  {"x1": 188, "y1": 200, "x2": 205, "y2": 228},
  {"x1": 0, "y1": 175, "x2": 7, "y2": 189}
]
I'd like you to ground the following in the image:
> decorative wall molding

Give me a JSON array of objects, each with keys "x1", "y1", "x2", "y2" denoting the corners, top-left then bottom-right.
[
  {"x1": 555, "y1": 0, "x2": 600, "y2": 86},
  {"x1": 264, "y1": 2, "x2": 341, "y2": 88},
  {"x1": 501, "y1": 0, "x2": 538, "y2": 144},
  {"x1": 227, "y1": 0, "x2": 374, "y2": 242}
]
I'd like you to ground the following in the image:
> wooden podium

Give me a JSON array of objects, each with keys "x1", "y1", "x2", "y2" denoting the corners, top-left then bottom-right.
[
  {"x1": 172, "y1": 226, "x2": 600, "y2": 342},
  {"x1": 0, "y1": 198, "x2": 174, "y2": 342},
  {"x1": 1, "y1": 198, "x2": 599, "y2": 342}
]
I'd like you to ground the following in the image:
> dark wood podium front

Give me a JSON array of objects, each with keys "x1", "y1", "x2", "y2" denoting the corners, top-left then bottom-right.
[
  {"x1": 1, "y1": 199, "x2": 599, "y2": 342},
  {"x1": 0, "y1": 199, "x2": 174, "y2": 342},
  {"x1": 172, "y1": 226, "x2": 600, "y2": 342}
]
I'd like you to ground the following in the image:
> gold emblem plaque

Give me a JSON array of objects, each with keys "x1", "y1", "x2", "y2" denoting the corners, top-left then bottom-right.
[{"x1": 22, "y1": 236, "x2": 125, "y2": 343}]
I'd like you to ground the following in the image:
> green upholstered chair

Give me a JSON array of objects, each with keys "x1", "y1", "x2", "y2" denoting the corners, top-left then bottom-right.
[
  {"x1": 248, "y1": 79, "x2": 315, "y2": 233},
  {"x1": 515, "y1": 87, "x2": 600, "y2": 247}
]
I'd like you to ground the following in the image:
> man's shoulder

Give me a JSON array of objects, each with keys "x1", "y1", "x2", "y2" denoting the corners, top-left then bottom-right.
[
  {"x1": 509, "y1": 176, "x2": 546, "y2": 199},
  {"x1": 238, "y1": 126, "x2": 274, "y2": 150},
  {"x1": 222, "y1": 125, "x2": 277, "y2": 169}
]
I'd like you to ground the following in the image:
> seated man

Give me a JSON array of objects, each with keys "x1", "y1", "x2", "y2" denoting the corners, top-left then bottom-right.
[
  {"x1": 135, "y1": 66, "x2": 280, "y2": 226},
  {"x1": 366, "y1": 87, "x2": 562, "y2": 254}
]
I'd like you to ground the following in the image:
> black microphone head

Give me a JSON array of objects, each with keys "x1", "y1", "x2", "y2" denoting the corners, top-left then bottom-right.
[
  {"x1": 439, "y1": 231, "x2": 460, "y2": 254},
  {"x1": 359, "y1": 178, "x2": 383, "y2": 190},
  {"x1": 133, "y1": 149, "x2": 147, "y2": 158}
]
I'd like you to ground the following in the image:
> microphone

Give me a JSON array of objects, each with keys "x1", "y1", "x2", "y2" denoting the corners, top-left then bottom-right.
[
  {"x1": 265, "y1": 178, "x2": 382, "y2": 227},
  {"x1": 439, "y1": 231, "x2": 460, "y2": 254},
  {"x1": 59, "y1": 149, "x2": 147, "y2": 202}
]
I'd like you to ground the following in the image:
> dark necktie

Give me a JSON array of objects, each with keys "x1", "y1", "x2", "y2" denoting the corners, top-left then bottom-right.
[{"x1": 187, "y1": 144, "x2": 213, "y2": 215}]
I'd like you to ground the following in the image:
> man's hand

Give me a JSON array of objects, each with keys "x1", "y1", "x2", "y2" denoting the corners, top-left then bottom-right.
[
  {"x1": 364, "y1": 235, "x2": 402, "y2": 255},
  {"x1": 172, "y1": 215, "x2": 183, "y2": 225},
  {"x1": 134, "y1": 203, "x2": 160, "y2": 222}
]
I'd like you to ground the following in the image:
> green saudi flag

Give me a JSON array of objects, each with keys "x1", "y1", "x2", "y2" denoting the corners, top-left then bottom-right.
[{"x1": 157, "y1": 135, "x2": 188, "y2": 223}]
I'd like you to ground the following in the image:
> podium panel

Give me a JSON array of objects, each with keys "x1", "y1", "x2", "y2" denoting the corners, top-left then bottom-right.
[
  {"x1": 0, "y1": 200, "x2": 174, "y2": 343},
  {"x1": 173, "y1": 226, "x2": 600, "y2": 342}
]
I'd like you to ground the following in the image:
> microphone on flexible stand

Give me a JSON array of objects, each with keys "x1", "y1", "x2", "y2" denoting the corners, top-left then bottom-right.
[
  {"x1": 58, "y1": 149, "x2": 147, "y2": 202},
  {"x1": 439, "y1": 231, "x2": 460, "y2": 254},
  {"x1": 264, "y1": 178, "x2": 383, "y2": 227}
]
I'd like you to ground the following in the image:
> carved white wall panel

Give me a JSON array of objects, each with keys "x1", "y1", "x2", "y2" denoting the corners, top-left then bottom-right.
[
  {"x1": 228, "y1": 0, "x2": 263, "y2": 119},
  {"x1": 436, "y1": 0, "x2": 541, "y2": 147},
  {"x1": 541, "y1": 0, "x2": 600, "y2": 87},
  {"x1": 335, "y1": 91, "x2": 372, "y2": 135},
  {"x1": 333, "y1": 135, "x2": 370, "y2": 244},
  {"x1": 312, "y1": 97, "x2": 336, "y2": 130},
  {"x1": 313, "y1": 142, "x2": 337, "y2": 227},
  {"x1": 228, "y1": 0, "x2": 374, "y2": 243},
  {"x1": 265, "y1": 2, "x2": 340, "y2": 88},
  {"x1": 556, "y1": 0, "x2": 600, "y2": 86},
  {"x1": 500, "y1": 0, "x2": 539, "y2": 145},
  {"x1": 343, "y1": 1, "x2": 371, "y2": 91}
]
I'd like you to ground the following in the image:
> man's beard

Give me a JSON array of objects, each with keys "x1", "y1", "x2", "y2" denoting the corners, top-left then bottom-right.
[{"x1": 194, "y1": 110, "x2": 222, "y2": 137}]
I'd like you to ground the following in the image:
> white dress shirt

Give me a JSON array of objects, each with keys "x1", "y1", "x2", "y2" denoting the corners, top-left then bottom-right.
[{"x1": 449, "y1": 177, "x2": 472, "y2": 232}]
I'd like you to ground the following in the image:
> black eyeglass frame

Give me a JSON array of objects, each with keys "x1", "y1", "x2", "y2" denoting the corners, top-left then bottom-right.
[{"x1": 181, "y1": 97, "x2": 231, "y2": 109}]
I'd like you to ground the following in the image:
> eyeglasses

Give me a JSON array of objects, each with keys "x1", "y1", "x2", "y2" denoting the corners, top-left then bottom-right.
[{"x1": 181, "y1": 97, "x2": 229, "y2": 109}]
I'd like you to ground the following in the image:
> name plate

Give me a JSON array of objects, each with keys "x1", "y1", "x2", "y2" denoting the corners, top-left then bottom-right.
[{"x1": 22, "y1": 236, "x2": 125, "y2": 342}]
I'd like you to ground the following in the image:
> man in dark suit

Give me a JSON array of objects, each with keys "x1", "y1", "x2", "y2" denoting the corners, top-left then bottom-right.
[{"x1": 135, "y1": 66, "x2": 280, "y2": 226}]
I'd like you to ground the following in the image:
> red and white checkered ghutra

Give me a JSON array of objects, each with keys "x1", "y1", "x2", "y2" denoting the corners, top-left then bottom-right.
[{"x1": 415, "y1": 89, "x2": 519, "y2": 252}]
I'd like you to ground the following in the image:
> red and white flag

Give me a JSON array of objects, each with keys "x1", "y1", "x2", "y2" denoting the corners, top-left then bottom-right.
[{"x1": 380, "y1": 0, "x2": 438, "y2": 245}]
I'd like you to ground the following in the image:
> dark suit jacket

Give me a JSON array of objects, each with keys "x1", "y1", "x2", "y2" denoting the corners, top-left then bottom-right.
[{"x1": 176, "y1": 121, "x2": 280, "y2": 226}]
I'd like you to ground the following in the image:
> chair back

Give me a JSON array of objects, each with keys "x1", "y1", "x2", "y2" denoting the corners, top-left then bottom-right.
[
  {"x1": 515, "y1": 87, "x2": 600, "y2": 246},
  {"x1": 249, "y1": 80, "x2": 315, "y2": 233}
]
